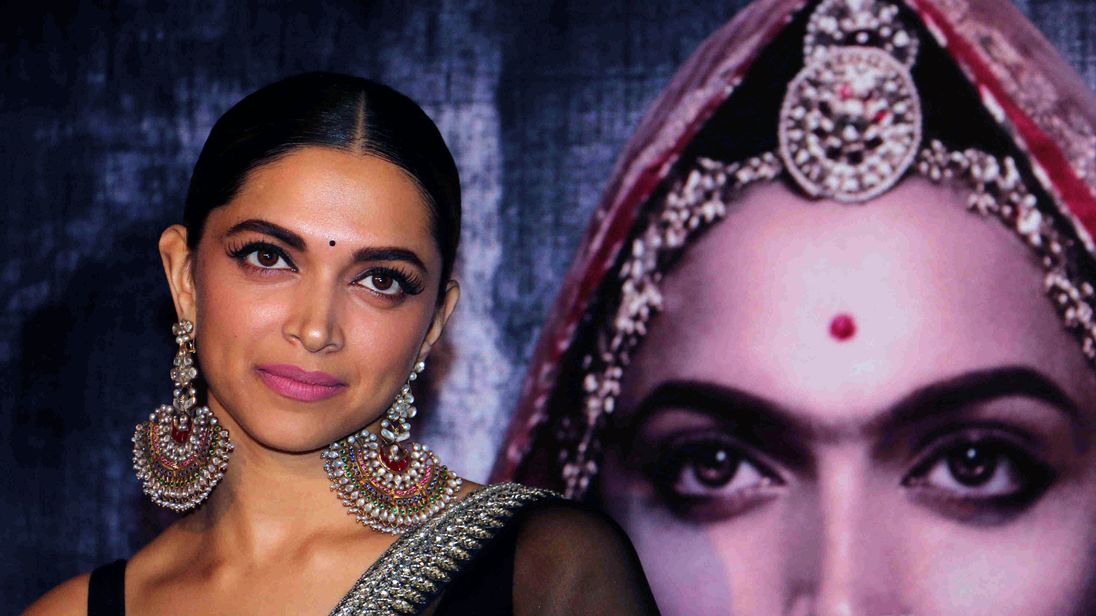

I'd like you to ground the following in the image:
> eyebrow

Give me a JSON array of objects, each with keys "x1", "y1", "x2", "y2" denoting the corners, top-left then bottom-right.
[
  {"x1": 225, "y1": 218, "x2": 428, "y2": 272},
  {"x1": 628, "y1": 366, "x2": 1084, "y2": 461},
  {"x1": 225, "y1": 219, "x2": 305, "y2": 250},
  {"x1": 352, "y1": 247, "x2": 427, "y2": 272},
  {"x1": 627, "y1": 380, "x2": 811, "y2": 469},
  {"x1": 880, "y1": 366, "x2": 1083, "y2": 433}
]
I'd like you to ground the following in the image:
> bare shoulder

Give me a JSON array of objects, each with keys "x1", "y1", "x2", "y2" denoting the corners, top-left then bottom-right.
[
  {"x1": 514, "y1": 497, "x2": 633, "y2": 556},
  {"x1": 509, "y1": 497, "x2": 660, "y2": 615},
  {"x1": 21, "y1": 572, "x2": 90, "y2": 616}
]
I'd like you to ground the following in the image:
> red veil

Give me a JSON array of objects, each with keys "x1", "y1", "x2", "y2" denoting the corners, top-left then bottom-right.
[{"x1": 492, "y1": 0, "x2": 1096, "y2": 491}]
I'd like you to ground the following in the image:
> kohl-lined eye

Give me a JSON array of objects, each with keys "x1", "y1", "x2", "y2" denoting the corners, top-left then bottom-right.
[
  {"x1": 648, "y1": 433, "x2": 782, "y2": 520},
  {"x1": 354, "y1": 267, "x2": 424, "y2": 298},
  {"x1": 228, "y1": 241, "x2": 296, "y2": 272},
  {"x1": 902, "y1": 432, "x2": 1054, "y2": 521}
]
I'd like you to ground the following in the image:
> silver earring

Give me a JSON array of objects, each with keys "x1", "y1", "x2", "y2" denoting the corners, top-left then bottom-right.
[
  {"x1": 132, "y1": 319, "x2": 234, "y2": 512},
  {"x1": 322, "y1": 360, "x2": 462, "y2": 534}
]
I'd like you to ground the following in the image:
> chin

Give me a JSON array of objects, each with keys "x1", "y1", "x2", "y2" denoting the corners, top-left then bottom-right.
[
  {"x1": 245, "y1": 420, "x2": 349, "y2": 454},
  {"x1": 222, "y1": 400, "x2": 370, "y2": 454}
]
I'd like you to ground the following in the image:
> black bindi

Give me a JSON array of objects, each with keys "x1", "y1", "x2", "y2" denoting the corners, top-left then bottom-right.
[{"x1": 329, "y1": 240, "x2": 336, "y2": 247}]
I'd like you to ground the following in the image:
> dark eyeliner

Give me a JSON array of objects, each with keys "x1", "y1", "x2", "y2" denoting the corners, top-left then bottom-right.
[
  {"x1": 355, "y1": 266, "x2": 425, "y2": 296},
  {"x1": 644, "y1": 431, "x2": 783, "y2": 521},
  {"x1": 226, "y1": 240, "x2": 298, "y2": 271},
  {"x1": 902, "y1": 429, "x2": 1055, "y2": 523}
]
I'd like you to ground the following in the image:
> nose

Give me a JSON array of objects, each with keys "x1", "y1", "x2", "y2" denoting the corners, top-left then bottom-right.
[
  {"x1": 284, "y1": 278, "x2": 344, "y2": 353},
  {"x1": 788, "y1": 451, "x2": 908, "y2": 616}
]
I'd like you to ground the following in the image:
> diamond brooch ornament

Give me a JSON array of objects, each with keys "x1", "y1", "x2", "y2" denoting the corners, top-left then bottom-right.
[
  {"x1": 132, "y1": 320, "x2": 234, "y2": 512},
  {"x1": 779, "y1": 0, "x2": 922, "y2": 202}
]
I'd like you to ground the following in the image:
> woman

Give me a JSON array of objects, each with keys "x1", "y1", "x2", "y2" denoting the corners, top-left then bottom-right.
[
  {"x1": 24, "y1": 73, "x2": 657, "y2": 615},
  {"x1": 495, "y1": 0, "x2": 1096, "y2": 613}
]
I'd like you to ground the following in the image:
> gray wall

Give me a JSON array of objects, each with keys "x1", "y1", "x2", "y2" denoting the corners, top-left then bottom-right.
[{"x1": 3, "y1": 0, "x2": 1094, "y2": 607}]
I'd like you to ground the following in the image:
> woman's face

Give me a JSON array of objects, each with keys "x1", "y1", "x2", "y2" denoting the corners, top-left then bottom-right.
[
  {"x1": 597, "y1": 178, "x2": 1096, "y2": 615},
  {"x1": 165, "y1": 147, "x2": 454, "y2": 454}
]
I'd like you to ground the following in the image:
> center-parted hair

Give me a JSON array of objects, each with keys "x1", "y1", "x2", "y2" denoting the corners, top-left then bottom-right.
[{"x1": 183, "y1": 72, "x2": 462, "y2": 299}]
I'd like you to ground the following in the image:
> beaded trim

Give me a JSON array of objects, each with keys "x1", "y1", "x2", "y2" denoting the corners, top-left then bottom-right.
[
  {"x1": 328, "y1": 483, "x2": 557, "y2": 615},
  {"x1": 560, "y1": 142, "x2": 1096, "y2": 498}
]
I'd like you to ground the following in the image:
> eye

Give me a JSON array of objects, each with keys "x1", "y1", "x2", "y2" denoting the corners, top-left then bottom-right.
[
  {"x1": 247, "y1": 247, "x2": 291, "y2": 269},
  {"x1": 902, "y1": 433, "x2": 1054, "y2": 521},
  {"x1": 228, "y1": 241, "x2": 296, "y2": 272},
  {"x1": 358, "y1": 272, "x2": 403, "y2": 296},
  {"x1": 649, "y1": 434, "x2": 782, "y2": 521},
  {"x1": 354, "y1": 267, "x2": 424, "y2": 298}
]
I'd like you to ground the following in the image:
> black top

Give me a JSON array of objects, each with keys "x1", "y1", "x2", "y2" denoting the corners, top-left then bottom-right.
[{"x1": 86, "y1": 498, "x2": 659, "y2": 615}]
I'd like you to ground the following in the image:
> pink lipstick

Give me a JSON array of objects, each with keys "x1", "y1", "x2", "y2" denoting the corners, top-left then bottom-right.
[{"x1": 256, "y1": 364, "x2": 348, "y2": 402}]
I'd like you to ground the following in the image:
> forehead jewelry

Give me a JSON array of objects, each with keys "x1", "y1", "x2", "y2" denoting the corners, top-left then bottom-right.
[
  {"x1": 557, "y1": 0, "x2": 1096, "y2": 498},
  {"x1": 322, "y1": 361, "x2": 463, "y2": 534},
  {"x1": 132, "y1": 319, "x2": 234, "y2": 511}
]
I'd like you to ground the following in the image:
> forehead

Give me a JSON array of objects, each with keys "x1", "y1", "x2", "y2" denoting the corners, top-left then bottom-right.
[
  {"x1": 619, "y1": 177, "x2": 1095, "y2": 418},
  {"x1": 207, "y1": 147, "x2": 436, "y2": 256}
]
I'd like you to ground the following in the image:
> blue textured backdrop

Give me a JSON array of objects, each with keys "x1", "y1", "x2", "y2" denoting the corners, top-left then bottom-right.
[{"x1": 3, "y1": 0, "x2": 1094, "y2": 608}]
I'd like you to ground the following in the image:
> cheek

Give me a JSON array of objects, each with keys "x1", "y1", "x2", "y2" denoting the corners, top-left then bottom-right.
[
  {"x1": 192, "y1": 263, "x2": 285, "y2": 373},
  {"x1": 903, "y1": 491, "x2": 1096, "y2": 615},
  {"x1": 597, "y1": 452, "x2": 787, "y2": 615}
]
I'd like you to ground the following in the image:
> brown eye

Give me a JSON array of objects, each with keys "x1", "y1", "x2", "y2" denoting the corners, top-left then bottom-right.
[
  {"x1": 903, "y1": 434, "x2": 1055, "y2": 516},
  {"x1": 358, "y1": 271, "x2": 405, "y2": 296},
  {"x1": 371, "y1": 274, "x2": 393, "y2": 291},
  {"x1": 947, "y1": 445, "x2": 997, "y2": 487},
  {"x1": 692, "y1": 445, "x2": 740, "y2": 488},
  {"x1": 660, "y1": 438, "x2": 774, "y2": 497},
  {"x1": 256, "y1": 249, "x2": 279, "y2": 267}
]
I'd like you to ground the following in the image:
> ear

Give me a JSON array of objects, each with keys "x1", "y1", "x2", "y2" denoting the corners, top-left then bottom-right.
[
  {"x1": 159, "y1": 224, "x2": 198, "y2": 322},
  {"x1": 416, "y1": 279, "x2": 460, "y2": 364}
]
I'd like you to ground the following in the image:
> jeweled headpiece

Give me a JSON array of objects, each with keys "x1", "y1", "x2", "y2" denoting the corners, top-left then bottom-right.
[
  {"x1": 782, "y1": 0, "x2": 922, "y2": 201},
  {"x1": 494, "y1": 0, "x2": 1096, "y2": 498}
]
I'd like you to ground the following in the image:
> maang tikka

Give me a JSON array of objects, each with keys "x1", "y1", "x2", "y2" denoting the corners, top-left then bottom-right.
[
  {"x1": 132, "y1": 319, "x2": 234, "y2": 512},
  {"x1": 322, "y1": 360, "x2": 462, "y2": 534}
]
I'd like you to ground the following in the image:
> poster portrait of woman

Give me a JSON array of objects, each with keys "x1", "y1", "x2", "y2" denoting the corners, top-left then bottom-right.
[{"x1": 495, "y1": 0, "x2": 1096, "y2": 613}]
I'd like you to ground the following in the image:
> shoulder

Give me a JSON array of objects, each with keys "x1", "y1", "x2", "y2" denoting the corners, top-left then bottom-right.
[
  {"x1": 510, "y1": 497, "x2": 637, "y2": 570},
  {"x1": 460, "y1": 483, "x2": 636, "y2": 571},
  {"x1": 21, "y1": 572, "x2": 90, "y2": 616},
  {"x1": 504, "y1": 493, "x2": 660, "y2": 614},
  {"x1": 507, "y1": 498, "x2": 660, "y2": 614}
]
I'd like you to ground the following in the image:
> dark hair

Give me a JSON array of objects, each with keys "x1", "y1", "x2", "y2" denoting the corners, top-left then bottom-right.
[{"x1": 183, "y1": 72, "x2": 462, "y2": 298}]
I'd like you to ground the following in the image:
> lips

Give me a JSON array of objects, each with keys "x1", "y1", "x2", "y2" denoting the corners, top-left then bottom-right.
[{"x1": 255, "y1": 364, "x2": 348, "y2": 402}]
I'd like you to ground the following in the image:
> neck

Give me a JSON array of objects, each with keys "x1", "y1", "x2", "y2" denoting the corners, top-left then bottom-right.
[{"x1": 178, "y1": 402, "x2": 372, "y2": 562}]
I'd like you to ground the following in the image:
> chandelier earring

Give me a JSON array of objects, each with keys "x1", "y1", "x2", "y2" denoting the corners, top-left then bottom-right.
[
  {"x1": 323, "y1": 360, "x2": 463, "y2": 534},
  {"x1": 132, "y1": 319, "x2": 234, "y2": 512}
]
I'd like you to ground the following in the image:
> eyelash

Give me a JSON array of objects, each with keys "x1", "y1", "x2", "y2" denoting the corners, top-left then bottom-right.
[
  {"x1": 901, "y1": 428, "x2": 1054, "y2": 524},
  {"x1": 226, "y1": 241, "x2": 425, "y2": 298},
  {"x1": 227, "y1": 241, "x2": 296, "y2": 273},
  {"x1": 646, "y1": 432, "x2": 784, "y2": 521},
  {"x1": 646, "y1": 426, "x2": 1054, "y2": 525},
  {"x1": 353, "y1": 266, "x2": 425, "y2": 297}
]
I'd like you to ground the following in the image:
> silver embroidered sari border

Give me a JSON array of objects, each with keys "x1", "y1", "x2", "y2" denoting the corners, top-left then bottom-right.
[{"x1": 329, "y1": 482, "x2": 558, "y2": 615}]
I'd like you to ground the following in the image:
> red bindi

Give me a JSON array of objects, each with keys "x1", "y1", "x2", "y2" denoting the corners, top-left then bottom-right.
[{"x1": 829, "y1": 313, "x2": 856, "y2": 341}]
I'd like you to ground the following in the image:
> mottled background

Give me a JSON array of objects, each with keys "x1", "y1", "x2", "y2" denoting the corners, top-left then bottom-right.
[{"x1": 2, "y1": 0, "x2": 1093, "y2": 608}]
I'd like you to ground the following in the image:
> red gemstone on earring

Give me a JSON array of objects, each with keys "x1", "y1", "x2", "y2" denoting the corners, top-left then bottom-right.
[
  {"x1": 380, "y1": 446, "x2": 410, "y2": 473},
  {"x1": 829, "y1": 314, "x2": 856, "y2": 341},
  {"x1": 171, "y1": 426, "x2": 190, "y2": 444}
]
